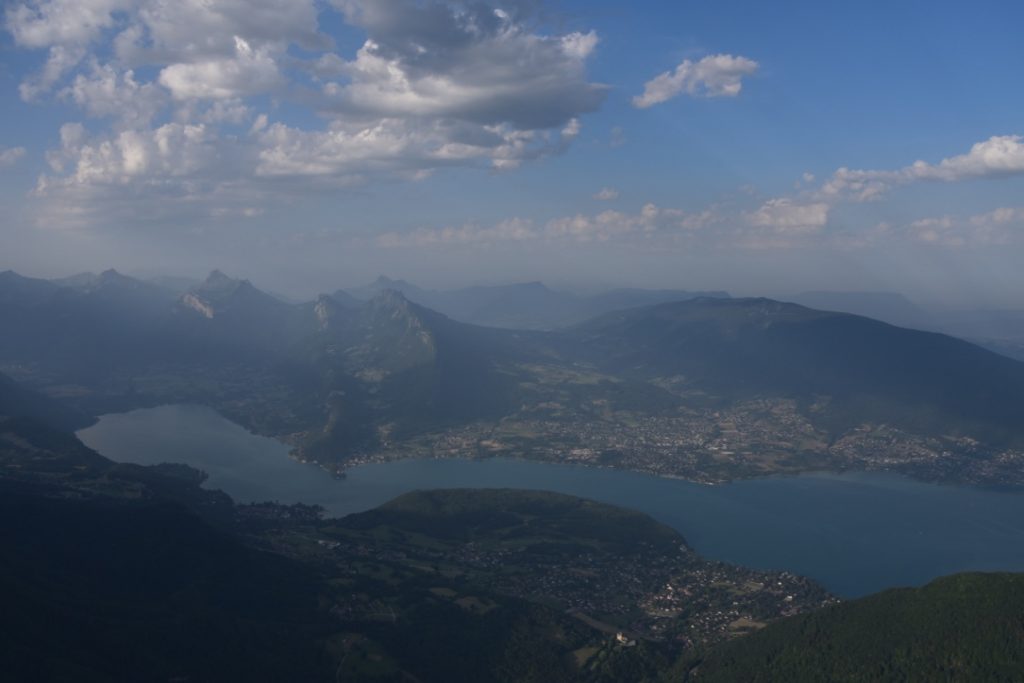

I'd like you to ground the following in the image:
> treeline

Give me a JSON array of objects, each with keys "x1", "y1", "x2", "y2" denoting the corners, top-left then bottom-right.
[{"x1": 681, "y1": 573, "x2": 1024, "y2": 682}]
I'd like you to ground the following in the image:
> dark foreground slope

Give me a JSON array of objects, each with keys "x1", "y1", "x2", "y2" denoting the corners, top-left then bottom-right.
[
  {"x1": 3, "y1": 406, "x2": 1024, "y2": 681},
  {"x1": 0, "y1": 371, "x2": 94, "y2": 431},
  {"x1": 0, "y1": 411, "x2": 686, "y2": 682},
  {"x1": 0, "y1": 400, "x2": 826, "y2": 682},
  {"x1": 684, "y1": 573, "x2": 1024, "y2": 682},
  {"x1": 0, "y1": 413, "x2": 337, "y2": 682},
  {"x1": 0, "y1": 484, "x2": 337, "y2": 683}
]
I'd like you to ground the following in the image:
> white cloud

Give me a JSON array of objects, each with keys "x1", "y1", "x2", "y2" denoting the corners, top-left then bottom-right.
[
  {"x1": 158, "y1": 36, "x2": 283, "y2": 100},
  {"x1": 907, "y1": 135, "x2": 1024, "y2": 182},
  {"x1": 749, "y1": 198, "x2": 830, "y2": 234},
  {"x1": 5, "y1": 0, "x2": 132, "y2": 98},
  {"x1": 64, "y1": 62, "x2": 166, "y2": 128},
  {"x1": 821, "y1": 135, "x2": 1024, "y2": 202},
  {"x1": 593, "y1": 187, "x2": 619, "y2": 201},
  {"x1": 255, "y1": 117, "x2": 582, "y2": 179},
  {"x1": 633, "y1": 54, "x2": 759, "y2": 108},
  {"x1": 0, "y1": 147, "x2": 27, "y2": 167},
  {"x1": 5, "y1": 0, "x2": 128, "y2": 48},
  {"x1": 115, "y1": 0, "x2": 326, "y2": 64},
  {"x1": 42, "y1": 122, "x2": 223, "y2": 187},
  {"x1": 7, "y1": 0, "x2": 607, "y2": 228}
]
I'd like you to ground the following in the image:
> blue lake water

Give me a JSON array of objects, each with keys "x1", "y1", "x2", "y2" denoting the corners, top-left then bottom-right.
[{"x1": 77, "y1": 403, "x2": 1024, "y2": 598}]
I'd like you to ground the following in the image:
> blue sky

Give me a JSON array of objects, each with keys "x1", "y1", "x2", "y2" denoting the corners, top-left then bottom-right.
[{"x1": 1, "y1": 0, "x2": 1023, "y2": 306}]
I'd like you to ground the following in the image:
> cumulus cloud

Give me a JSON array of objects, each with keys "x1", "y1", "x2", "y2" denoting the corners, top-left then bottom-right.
[
  {"x1": 821, "y1": 135, "x2": 1024, "y2": 202},
  {"x1": 31, "y1": 121, "x2": 264, "y2": 229},
  {"x1": 5, "y1": 0, "x2": 131, "y2": 98},
  {"x1": 733, "y1": 135, "x2": 1024, "y2": 248},
  {"x1": 593, "y1": 187, "x2": 619, "y2": 201},
  {"x1": 322, "y1": 0, "x2": 605, "y2": 129},
  {"x1": 633, "y1": 54, "x2": 759, "y2": 108},
  {"x1": 113, "y1": 0, "x2": 326, "y2": 64},
  {"x1": 158, "y1": 37, "x2": 283, "y2": 100},
  {"x1": 64, "y1": 62, "x2": 166, "y2": 128},
  {"x1": 6, "y1": 0, "x2": 606, "y2": 227},
  {"x1": 0, "y1": 147, "x2": 27, "y2": 167},
  {"x1": 748, "y1": 198, "x2": 830, "y2": 234}
]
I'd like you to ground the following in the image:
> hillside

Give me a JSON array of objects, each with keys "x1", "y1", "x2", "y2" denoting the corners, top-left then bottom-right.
[
  {"x1": 0, "y1": 484, "x2": 336, "y2": 683},
  {"x1": 684, "y1": 573, "x2": 1024, "y2": 682},
  {"x1": 789, "y1": 290, "x2": 929, "y2": 328},
  {"x1": 573, "y1": 297, "x2": 1024, "y2": 443},
  {"x1": 341, "y1": 488, "x2": 683, "y2": 555},
  {"x1": 0, "y1": 372, "x2": 93, "y2": 432}
]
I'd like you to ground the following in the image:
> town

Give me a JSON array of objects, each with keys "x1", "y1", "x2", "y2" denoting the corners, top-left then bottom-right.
[{"x1": 330, "y1": 396, "x2": 1024, "y2": 490}]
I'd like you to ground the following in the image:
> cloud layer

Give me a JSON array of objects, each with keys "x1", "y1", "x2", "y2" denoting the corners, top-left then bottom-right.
[
  {"x1": 373, "y1": 133, "x2": 1024, "y2": 254},
  {"x1": 5, "y1": 0, "x2": 605, "y2": 226}
]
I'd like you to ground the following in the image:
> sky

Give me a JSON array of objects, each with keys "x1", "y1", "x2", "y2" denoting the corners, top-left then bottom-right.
[{"x1": 1, "y1": 0, "x2": 1024, "y2": 306}]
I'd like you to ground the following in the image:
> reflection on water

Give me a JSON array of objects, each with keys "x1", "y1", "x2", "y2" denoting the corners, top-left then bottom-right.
[{"x1": 78, "y1": 403, "x2": 1024, "y2": 597}]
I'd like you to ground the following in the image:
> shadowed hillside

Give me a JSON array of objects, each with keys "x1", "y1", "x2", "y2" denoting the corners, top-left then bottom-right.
[{"x1": 683, "y1": 573, "x2": 1024, "y2": 682}]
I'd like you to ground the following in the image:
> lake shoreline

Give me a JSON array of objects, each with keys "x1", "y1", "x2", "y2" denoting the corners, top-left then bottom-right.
[{"x1": 79, "y1": 404, "x2": 1024, "y2": 598}]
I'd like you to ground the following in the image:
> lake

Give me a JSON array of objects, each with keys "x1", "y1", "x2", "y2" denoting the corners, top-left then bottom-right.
[{"x1": 77, "y1": 403, "x2": 1024, "y2": 598}]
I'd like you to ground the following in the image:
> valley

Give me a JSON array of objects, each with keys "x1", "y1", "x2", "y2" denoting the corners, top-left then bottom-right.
[{"x1": 4, "y1": 269, "x2": 1024, "y2": 491}]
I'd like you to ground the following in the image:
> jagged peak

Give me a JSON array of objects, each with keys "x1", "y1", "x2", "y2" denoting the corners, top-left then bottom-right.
[
  {"x1": 96, "y1": 269, "x2": 142, "y2": 287},
  {"x1": 314, "y1": 294, "x2": 347, "y2": 329},
  {"x1": 371, "y1": 288, "x2": 412, "y2": 308},
  {"x1": 204, "y1": 269, "x2": 235, "y2": 285},
  {"x1": 371, "y1": 275, "x2": 419, "y2": 291},
  {"x1": 196, "y1": 270, "x2": 261, "y2": 297}
]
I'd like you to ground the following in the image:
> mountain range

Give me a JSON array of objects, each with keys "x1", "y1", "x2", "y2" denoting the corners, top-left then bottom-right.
[
  {"x1": 2, "y1": 269, "x2": 1024, "y2": 486},
  {"x1": 343, "y1": 275, "x2": 730, "y2": 329}
]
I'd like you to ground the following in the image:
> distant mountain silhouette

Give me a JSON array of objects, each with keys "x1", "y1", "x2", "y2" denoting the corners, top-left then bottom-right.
[
  {"x1": 4, "y1": 269, "x2": 1024, "y2": 477},
  {"x1": 343, "y1": 275, "x2": 730, "y2": 329}
]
